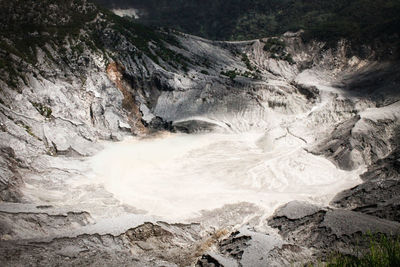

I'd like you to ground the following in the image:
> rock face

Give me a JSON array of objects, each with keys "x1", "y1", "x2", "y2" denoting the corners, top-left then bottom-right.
[
  {"x1": 106, "y1": 62, "x2": 148, "y2": 135},
  {"x1": 0, "y1": 147, "x2": 23, "y2": 202},
  {"x1": 0, "y1": 217, "x2": 204, "y2": 266},
  {"x1": 268, "y1": 201, "x2": 400, "y2": 259},
  {"x1": 332, "y1": 146, "x2": 400, "y2": 222},
  {"x1": 0, "y1": 0, "x2": 400, "y2": 266}
]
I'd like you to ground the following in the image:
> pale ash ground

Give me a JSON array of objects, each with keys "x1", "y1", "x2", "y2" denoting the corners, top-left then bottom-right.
[{"x1": 87, "y1": 129, "x2": 362, "y2": 222}]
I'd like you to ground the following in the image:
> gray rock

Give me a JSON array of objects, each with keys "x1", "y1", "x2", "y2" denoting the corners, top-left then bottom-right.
[
  {"x1": 321, "y1": 209, "x2": 400, "y2": 237},
  {"x1": 332, "y1": 146, "x2": 400, "y2": 221},
  {"x1": 173, "y1": 119, "x2": 221, "y2": 133},
  {"x1": 0, "y1": 147, "x2": 23, "y2": 202},
  {"x1": 268, "y1": 201, "x2": 400, "y2": 258},
  {"x1": 273, "y1": 201, "x2": 322, "y2": 220}
]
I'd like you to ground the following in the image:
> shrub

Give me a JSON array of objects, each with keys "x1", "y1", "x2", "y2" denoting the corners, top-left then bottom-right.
[
  {"x1": 220, "y1": 70, "x2": 238, "y2": 80},
  {"x1": 32, "y1": 102, "x2": 52, "y2": 118},
  {"x1": 326, "y1": 234, "x2": 400, "y2": 267},
  {"x1": 241, "y1": 53, "x2": 253, "y2": 70},
  {"x1": 263, "y1": 38, "x2": 286, "y2": 54}
]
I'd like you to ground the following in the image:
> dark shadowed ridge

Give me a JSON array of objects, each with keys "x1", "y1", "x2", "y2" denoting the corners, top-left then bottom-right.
[{"x1": 94, "y1": 0, "x2": 400, "y2": 55}]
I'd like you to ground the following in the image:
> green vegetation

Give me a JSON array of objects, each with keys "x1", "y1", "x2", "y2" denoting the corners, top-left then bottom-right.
[
  {"x1": 0, "y1": 0, "x2": 98, "y2": 87},
  {"x1": 220, "y1": 70, "x2": 238, "y2": 80},
  {"x1": 200, "y1": 70, "x2": 209, "y2": 75},
  {"x1": 154, "y1": 45, "x2": 191, "y2": 71},
  {"x1": 0, "y1": 0, "x2": 192, "y2": 89},
  {"x1": 15, "y1": 120, "x2": 41, "y2": 140},
  {"x1": 24, "y1": 125, "x2": 35, "y2": 137},
  {"x1": 263, "y1": 38, "x2": 285, "y2": 54},
  {"x1": 220, "y1": 68, "x2": 260, "y2": 80},
  {"x1": 241, "y1": 53, "x2": 253, "y2": 71},
  {"x1": 282, "y1": 54, "x2": 295, "y2": 65},
  {"x1": 90, "y1": 8, "x2": 191, "y2": 70},
  {"x1": 0, "y1": 0, "x2": 98, "y2": 64},
  {"x1": 325, "y1": 234, "x2": 400, "y2": 267},
  {"x1": 263, "y1": 38, "x2": 295, "y2": 64},
  {"x1": 32, "y1": 102, "x2": 52, "y2": 118},
  {"x1": 96, "y1": 0, "x2": 400, "y2": 55}
]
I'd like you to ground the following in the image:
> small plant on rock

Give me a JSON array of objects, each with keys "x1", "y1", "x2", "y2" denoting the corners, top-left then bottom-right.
[
  {"x1": 32, "y1": 102, "x2": 52, "y2": 118},
  {"x1": 326, "y1": 234, "x2": 400, "y2": 267}
]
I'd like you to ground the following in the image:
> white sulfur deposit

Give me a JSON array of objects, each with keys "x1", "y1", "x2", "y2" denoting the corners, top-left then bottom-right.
[
  {"x1": 89, "y1": 128, "x2": 362, "y2": 221},
  {"x1": 111, "y1": 8, "x2": 140, "y2": 19}
]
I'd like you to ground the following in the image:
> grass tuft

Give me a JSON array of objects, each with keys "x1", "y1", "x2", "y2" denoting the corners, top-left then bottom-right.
[{"x1": 326, "y1": 234, "x2": 400, "y2": 267}]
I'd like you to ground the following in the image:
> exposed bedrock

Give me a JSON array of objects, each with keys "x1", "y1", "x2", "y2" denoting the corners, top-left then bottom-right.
[
  {"x1": 309, "y1": 98, "x2": 400, "y2": 170},
  {"x1": 198, "y1": 199, "x2": 400, "y2": 266},
  {"x1": 268, "y1": 201, "x2": 400, "y2": 259},
  {"x1": 0, "y1": 211, "x2": 93, "y2": 240},
  {"x1": 332, "y1": 146, "x2": 400, "y2": 222},
  {"x1": 172, "y1": 119, "x2": 222, "y2": 133},
  {"x1": 0, "y1": 221, "x2": 203, "y2": 266},
  {"x1": 1, "y1": 1, "x2": 400, "y2": 265},
  {"x1": 0, "y1": 203, "x2": 236, "y2": 267},
  {"x1": 0, "y1": 147, "x2": 23, "y2": 202}
]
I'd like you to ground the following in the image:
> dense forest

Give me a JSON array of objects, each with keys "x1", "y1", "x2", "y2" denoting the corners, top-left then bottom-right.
[{"x1": 95, "y1": 0, "x2": 400, "y2": 47}]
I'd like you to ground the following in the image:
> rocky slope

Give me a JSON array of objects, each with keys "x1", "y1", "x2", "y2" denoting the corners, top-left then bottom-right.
[{"x1": 0, "y1": 0, "x2": 399, "y2": 266}]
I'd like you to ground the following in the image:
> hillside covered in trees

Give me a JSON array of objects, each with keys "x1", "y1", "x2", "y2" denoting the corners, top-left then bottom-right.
[{"x1": 95, "y1": 0, "x2": 399, "y2": 48}]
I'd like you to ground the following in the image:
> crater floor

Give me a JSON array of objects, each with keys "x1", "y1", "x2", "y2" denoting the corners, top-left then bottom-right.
[{"x1": 84, "y1": 129, "x2": 362, "y2": 223}]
